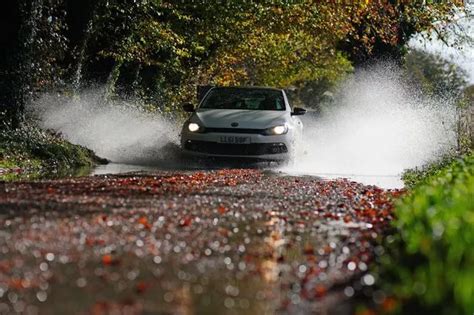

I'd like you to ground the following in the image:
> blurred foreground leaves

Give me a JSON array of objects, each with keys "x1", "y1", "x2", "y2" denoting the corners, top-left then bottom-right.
[{"x1": 381, "y1": 154, "x2": 474, "y2": 314}]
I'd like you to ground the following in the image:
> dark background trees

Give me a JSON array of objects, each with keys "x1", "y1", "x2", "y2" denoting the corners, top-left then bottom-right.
[{"x1": 0, "y1": 0, "x2": 465, "y2": 125}]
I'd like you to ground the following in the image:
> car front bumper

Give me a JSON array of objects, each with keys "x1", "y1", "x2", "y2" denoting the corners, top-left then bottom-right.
[{"x1": 181, "y1": 131, "x2": 293, "y2": 161}]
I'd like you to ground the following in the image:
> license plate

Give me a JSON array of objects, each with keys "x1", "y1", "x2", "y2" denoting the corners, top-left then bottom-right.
[{"x1": 219, "y1": 136, "x2": 251, "y2": 144}]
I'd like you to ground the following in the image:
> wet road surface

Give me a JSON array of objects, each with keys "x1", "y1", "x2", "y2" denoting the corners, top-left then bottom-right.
[{"x1": 0, "y1": 169, "x2": 400, "y2": 314}]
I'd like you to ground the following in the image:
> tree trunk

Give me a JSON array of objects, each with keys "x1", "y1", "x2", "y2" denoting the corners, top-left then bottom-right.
[
  {"x1": 104, "y1": 60, "x2": 124, "y2": 101},
  {"x1": 0, "y1": 0, "x2": 43, "y2": 127},
  {"x1": 12, "y1": 0, "x2": 43, "y2": 126}
]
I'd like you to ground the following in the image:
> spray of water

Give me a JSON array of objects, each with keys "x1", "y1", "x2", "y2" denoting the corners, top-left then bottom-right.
[
  {"x1": 29, "y1": 64, "x2": 457, "y2": 187},
  {"x1": 286, "y1": 64, "x2": 457, "y2": 186},
  {"x1": 30, "y1": 89, "x2": 180, "y2": 165}
]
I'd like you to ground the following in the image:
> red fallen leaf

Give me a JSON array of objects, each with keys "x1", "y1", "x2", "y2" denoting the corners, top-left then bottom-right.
[
  {"x1": 9, "y1": 278, "x2": 24, "y2": 290},
  {"x1": 90, "y1": 237, "x2": 106, "y2": 246},
  {"x1": 244, "y1": 254, "x2": 254, "y2": 263},
  {"x1": 138, "y1": 216, "x2": 151, "y2": 229},
  {"x1": 167, "y1": 177, "x2": 177, "y2": 184},
  {"x1": 86, "y1": 237, "x2": 105, "y2": 246},
  {"x1": 135, "y1": 281, "x2": 150, "y2": 294},
  {"x1": 280, "y1": 298, "x2": 291, "y2": 310},
  {"x1": 86, "y1": 238, "x2": 94, "y2": 246},
  {"x1": 309, "y1": 266, "x2": 321, "y2": 277},
  {"x1": 95, "y1": 215, "x2": 107, "y2": 224},
  {"x1": 389, "y1": 189, "x2": 406, "y2": 198},
  {"x1": 102, "y1": 255, "x2": 113, "y2": 265},
  {"x1": 218, "y1": 206, "x2": 227, "y2": 214},
  {"x1": 296, "y1": 221, "x2": 306, "y2": 228},
  {"x1": 306, "y1": 255, "x2": 317, "y2": 263},
  {"x1": 303, "y1": 243, "x2": 314, "y2": 255},
  {"x1": 343, "y1": 215, "x2": 352, "y2": 223},
  {"x1": 91, "y1": 301, "x2": 109, "y2": 315},
  {"x1": 225, "y1": 180, "x2": 237, "y2": 186},
  {"x1": 218, "y1": 227, "x2": 230, "y2": 237},
  {"x1": 0, "y1": 260, "x2": 11, "y2": 272},
  {"x1": 102, "y1": 255, "x2": 119, "y2": 266},
  {"x1": 300, "y1": 288, "x2": 311, "y2": 300},
  {"x1": 47, "y1": 187, "x2": 55, "y2": 194},
  {"x1": 90, "y1": 298, "x2": 142, "y2": 315},
  {"x1": 179, "y1": 217, "x2": 192, "y2": 227},
  {"x1": 314, "y1": 285, "x2": 327, "y2": 298},
  {"x1": 119, "y1": 179, "x2": 131, "y2": 185},
  {"x1": 323, "y1": 245, "x2": 332, "y2": 254}
]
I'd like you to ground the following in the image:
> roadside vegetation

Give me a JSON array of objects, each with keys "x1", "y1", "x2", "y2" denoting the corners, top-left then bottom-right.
[
  {"x1": 373, "y1": 153, "x2": 473, "y2": 314},
  {"x1": 0, "y1": 116, "x2": 106, "y2": 180},
  {"x1": 401, "y1": 151, "x2": 463, "y2": 189}
]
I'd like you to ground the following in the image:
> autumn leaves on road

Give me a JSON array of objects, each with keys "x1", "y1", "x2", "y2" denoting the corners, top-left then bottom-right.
[{"x1": 0, "y1": 170, "x2": 401, "y2": 314}]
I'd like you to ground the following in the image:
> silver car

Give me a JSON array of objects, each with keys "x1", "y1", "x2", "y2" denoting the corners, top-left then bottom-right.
[{"x1": 180, "y1": 86, "x2": 306, "y2": 161}]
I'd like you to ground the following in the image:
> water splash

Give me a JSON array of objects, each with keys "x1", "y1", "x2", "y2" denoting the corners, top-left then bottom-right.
[
  {"x1": 72, "y1": 18, "x2": 94, "y2": 93},
  {"x1": 285, "y1": 64, "x2": 457, "y2": 187},
  {"x1": 29, "y1": 65, "x2": 458, "y2": 188},
  {"x1": 30, "y1": 89, "x2": 180, "y2": 165}
]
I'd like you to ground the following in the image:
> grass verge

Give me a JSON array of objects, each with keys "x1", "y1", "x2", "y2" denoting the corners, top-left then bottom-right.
[
  {"x1": 377, "y1": 154, "x2": 474, "y2": 314},
  {"x1": 1, "y1": 119, "x2": 107, "y2": 180}
]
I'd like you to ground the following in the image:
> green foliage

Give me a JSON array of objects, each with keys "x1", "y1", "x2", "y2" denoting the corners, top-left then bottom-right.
[
  {"x1": 341, "y1": 0, "x2": 463, "y2": 63},
  {"x1": 464, "y1": 85, "x2": 474, "y2": 103},
  {"x1": 0, "y1": 117, "x2": 106, "y2": 178},
  {"x1": 72, "y1": 0, "x2": 463, "y2": 109},
  {"x1": 382, "y1": 154, "x2": 474, "y2": 314},
  {"x1": 401, "y1": 152, "x2": 463, "y2": 189},
  {"x1": 1, "y1": 0, "x2": 464, "y2": 121}
]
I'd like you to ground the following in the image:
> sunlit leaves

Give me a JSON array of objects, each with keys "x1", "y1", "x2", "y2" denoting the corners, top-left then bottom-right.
[
  {"x1": 8, "y1": 0, "x2": 462, "y2": 116},
  {"x1": 340, "y1": 0, "x2": 461, "y2": 62}
]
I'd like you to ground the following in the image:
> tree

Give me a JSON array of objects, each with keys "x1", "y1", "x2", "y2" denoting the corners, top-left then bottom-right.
[
  {"x1": 0, "y1": 0, "x2": 465, "y2": 122},
  {"x1": 0, "y1": 0, "x2": 67, "y2": 126},
  {"x1": 404, "y1": 49, "x2": 468, "y2": 100}
]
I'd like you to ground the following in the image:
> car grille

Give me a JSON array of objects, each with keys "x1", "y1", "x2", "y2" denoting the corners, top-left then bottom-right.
[
  {"x1": 184, "y1": 140, "x2": 288, "y2": 156},
  {"x1": 203, "y1": 128, "x2": 266, "y2": 135}
]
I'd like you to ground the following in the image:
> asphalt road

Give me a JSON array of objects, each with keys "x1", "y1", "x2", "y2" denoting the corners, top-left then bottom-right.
[{"x1": 0, "y1": 169, "x2": 399, "y2": 315}]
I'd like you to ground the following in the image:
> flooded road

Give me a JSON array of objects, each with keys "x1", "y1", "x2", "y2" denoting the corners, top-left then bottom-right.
[
  {"x1": 0, "y1": 168, "x2": 400, "y2": 314},
  {"x1": 93, "y1": 163, "x2": 404, "y2": 189}
]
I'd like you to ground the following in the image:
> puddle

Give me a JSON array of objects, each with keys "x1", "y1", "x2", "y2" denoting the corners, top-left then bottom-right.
[
  {"x1": 278, "y1": 170, "x2": 403, "y2": 189},
  {"x1": 92, "y1": 163, "x2": 403, "y2": 189}
]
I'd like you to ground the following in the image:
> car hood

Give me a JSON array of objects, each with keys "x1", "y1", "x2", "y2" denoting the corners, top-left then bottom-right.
[{"x1": 193, "y1": 109, "x2": 288, "y2": 129}]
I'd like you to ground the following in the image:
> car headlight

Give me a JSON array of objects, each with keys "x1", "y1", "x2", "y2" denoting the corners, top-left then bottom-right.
[
  {"x1": 188, "y1": 122, "x2": 202, "y2": 132},
  {"x1": 264, "y1": 124, "x2": 288, "y2": 135}
]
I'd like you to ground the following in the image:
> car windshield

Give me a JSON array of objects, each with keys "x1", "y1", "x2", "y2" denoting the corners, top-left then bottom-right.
[{"x1": 199, "y1": 88, "x2": 286, "y2": 111}]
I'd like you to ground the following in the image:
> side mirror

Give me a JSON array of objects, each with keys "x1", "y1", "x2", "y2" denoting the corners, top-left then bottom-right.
[
  {"x1": 291, "y1": 107, "x2": 306, "y2": 116},
  {"x1": 182, "y1": 103, "x2": 195, "y2": 113}
]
